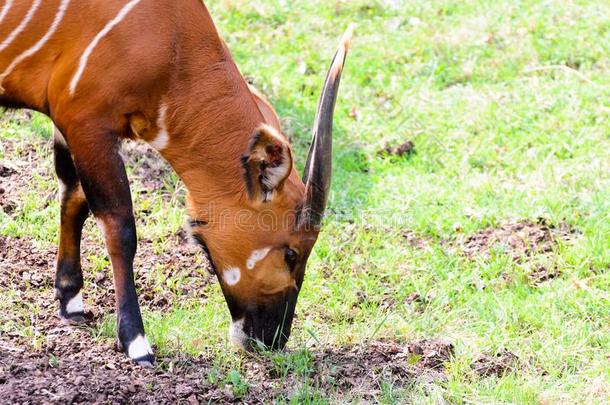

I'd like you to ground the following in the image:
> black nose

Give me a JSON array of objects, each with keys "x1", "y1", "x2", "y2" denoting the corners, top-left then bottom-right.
[
  {"x1": 243, "y1": 303, "x2": 296, "y2": 351},
  {"x1": 243, "y1": 320, "x2": 291, "y2": 351}
]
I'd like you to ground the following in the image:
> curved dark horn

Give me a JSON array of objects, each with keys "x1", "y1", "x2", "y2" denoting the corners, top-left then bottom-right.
[{"x1": 300, "y1": 24, "x2": 354, "y2": 229}]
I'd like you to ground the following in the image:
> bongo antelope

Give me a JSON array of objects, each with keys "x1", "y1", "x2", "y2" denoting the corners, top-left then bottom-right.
[{"x1": 0, "y1": 0, "x2": 351, "y2": 366}]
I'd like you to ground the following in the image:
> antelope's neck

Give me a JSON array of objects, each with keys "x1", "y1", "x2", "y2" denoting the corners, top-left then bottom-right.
[{"x1": 156, "y1": 30, "x2": 266, "y2": 207}]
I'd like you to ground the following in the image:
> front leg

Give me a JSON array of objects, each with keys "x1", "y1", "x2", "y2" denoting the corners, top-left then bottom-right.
[
  {"x1": 66, "y1": 128, "x2": 154, "y2": 366},
  {"x1": 53, "y1": 128, "x2": 89, "y2": 323}
]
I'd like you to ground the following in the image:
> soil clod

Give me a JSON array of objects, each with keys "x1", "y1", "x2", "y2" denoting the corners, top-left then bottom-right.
[
  {"x1": 471, "y1": 349, "x2": 519, "y2": 377},
  {"x1": 379, "y1": 140, "x2": 415, "y2": 157},
  {"x1": 461, "y1": 218, "x2": 575, "y2": 260},
  {"x1": 407, "y1": 339, "x2": 455, "y2": 370}
]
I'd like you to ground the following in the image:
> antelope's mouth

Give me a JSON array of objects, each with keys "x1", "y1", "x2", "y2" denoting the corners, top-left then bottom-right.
[{"x1": 229, "y1": 290, "x2": 298, "y2": 351}]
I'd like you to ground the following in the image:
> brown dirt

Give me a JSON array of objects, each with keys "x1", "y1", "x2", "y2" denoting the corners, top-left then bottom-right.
[
  {"x1": 0, "y1": 232, "x2": 453, "y2": 403},
  {"x1": 461, "y1": 218, "x2": 576, "y2": 261},
  {"x1": 0, "y1": 336, "x2": 453, "y2": 404},
  {"x1": 401, "y1": 229, "x2": 433, "y2": 251},
  {"x1": 378, "y1": 140, "x2": 415, "y2": 157},
  {"x1": 470, "y1": 349, "x2": 519, "y2": 378},
  {"x1": 527, "y1": 265, "x2": 561, "y2": 286},
  {"x1": 120, "y1": 141, "x2": 175, "y2": 195},
  {"x1": 0, "y1": 137, "x2": 53, "y2": 215}
]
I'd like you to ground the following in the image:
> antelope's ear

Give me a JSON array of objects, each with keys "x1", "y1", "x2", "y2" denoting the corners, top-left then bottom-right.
[{"x1": 241, "y1": 124, "x2": 293, "y2": 203}]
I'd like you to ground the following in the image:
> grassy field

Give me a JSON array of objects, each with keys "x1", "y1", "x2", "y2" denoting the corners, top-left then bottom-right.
[{"x1": 1, "y1": 0, "x2": 609, "y2": 403}]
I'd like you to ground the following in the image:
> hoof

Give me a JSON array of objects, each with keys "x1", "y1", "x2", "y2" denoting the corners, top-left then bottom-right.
[
  {"x1": 59, "y1": 312, "x2": 88, "y2": 325},
  {"x1": 58, "y1": 291, "x2": 88, "y2": 323},
  {"x1": 126, "y1": 334, "x2": 155, "y2": 367},
  {"x1": 133, "y1": 355, "x2": 155, "y2": 368}
]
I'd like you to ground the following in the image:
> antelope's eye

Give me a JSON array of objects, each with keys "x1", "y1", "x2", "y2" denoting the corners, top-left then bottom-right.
[{"x1": 284, "y1": 248, "x2": 298, "y2": 268}]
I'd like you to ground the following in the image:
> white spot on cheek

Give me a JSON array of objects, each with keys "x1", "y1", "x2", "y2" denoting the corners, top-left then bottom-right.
[
  {"x1": 247, "y1": 247, "x2": 271, "y2": 270},
  {"x1": 149, "y1": 104, "x2": 169, "y2": 150},
  {"x1": 229, "y1": 318, "x2": 248, "y2": 348},
  {"x1": 65, "y1": 292, "x2": 84, "y2": 314},
  {"x1": 127, "y1": 334, "x2": 153, "y2": 359},
  {"x1": 223, "y1": 267, "x2": 241, "y2": 286}
]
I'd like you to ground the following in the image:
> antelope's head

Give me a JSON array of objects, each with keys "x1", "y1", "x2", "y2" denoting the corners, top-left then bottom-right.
[{"x1": 187, "y1": 27, "x2": 352, "y2": 350}]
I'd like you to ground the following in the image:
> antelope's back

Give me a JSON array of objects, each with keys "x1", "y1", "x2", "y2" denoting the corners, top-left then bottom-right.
[{"x1": 0, "y1": 0, "x2": 205, "y2": 114}]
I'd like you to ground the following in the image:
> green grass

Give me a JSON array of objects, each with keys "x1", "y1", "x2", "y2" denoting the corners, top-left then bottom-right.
[{"x1": 1, "y1": 0, "x2": 609, "y2": 403}]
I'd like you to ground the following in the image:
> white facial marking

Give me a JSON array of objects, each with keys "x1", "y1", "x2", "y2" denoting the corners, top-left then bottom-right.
[
  {"x1": 0, "y1": 0, "x2": 70, "y2": 90},
  {"x1": 223, "y1": 267, "x2": 241, "y2": 286},
  {"x1": 127, "y1": 334, "x2": 153, "y2": 359},
  {"x1": 247, "y1": 247, "x2": 271, "y2": 270},
  {"x1": 0, "y1": 0, "x2": 41, "y2": 53},
  {"x1": 229, "y1": 318, "x2": 248, "y2": 348},
  {"x1": 0, "y1": 0, "x2": 15, "y2": 25},
  {"x1": 69, "y1": 0, "x2": 142, "y2": 95},
  {"x1": 149, "y1": 104, "x2": 169, "y2": 150},
  {"x1": 65, "y1": 292, "x2": 84, "y2": 314}
]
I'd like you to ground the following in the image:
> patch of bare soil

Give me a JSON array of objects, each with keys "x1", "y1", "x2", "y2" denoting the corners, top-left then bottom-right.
[
  {"x1": 0, "y1": 339, "x2": 454, "y2": 404},
  {"x1": 85, "y1": 230, "x2": 214, "y2": 313},
  {"x1": 1, "y1": 232, "x2": 454, "y2": 403},
  {"x1": 0, "y1": 138, "x2": 53, "y2": 215},
  {"x1": 120, "y1": 140, "x2": 176, "y2": 195},
  {"x1": 0, "y1": 230, "x2": 213, "y2": 318},
  {"x1": 527, "y1": 265, "x2": 561, "y2": 286},
  {"x1": 470, "y1": 349, "x2": 519, "y2": 378},
  {"x1": 401, "y1": 229, "x2": 433, "y2": 251},
  {"x1": 461, "y1": 218, "x2": 576, "y2": 261},
  {"x1": 378, "y1": 140, "x2": 415, "y2": 157}
]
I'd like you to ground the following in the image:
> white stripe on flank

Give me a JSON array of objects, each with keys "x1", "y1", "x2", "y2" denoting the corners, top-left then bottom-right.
[
  {"x1": 149, "y1": 104, "x2": 169, "y2": 150},
  {"x1": 0, "y1": 0, "x2": 15, "y2": 25},
  {"x1": 0, "y1": 0, "x2": 70, "y2": 88},
  {"x1": 69, "y1": 0, "x2": 141, "y2": 96},
  {"x1": 0, "y1": 0, "x2": 42, "y2": 52}
]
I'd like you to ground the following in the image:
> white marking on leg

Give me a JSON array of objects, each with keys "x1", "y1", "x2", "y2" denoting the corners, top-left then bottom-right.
[
  {"x1": 127, "y1": 334, "x2": 153, "y2": 359},
  {"x1": 149, "y1": 104, "x2": 169, "y2": 150},
  {"x1": 223, "y1": 267, "x2": 241, "y2": 286},
  {"x1": 0, "y1": 0, "x2": 15, "y2": 25},
  {"x1": 229, "y1": 318, "x2": 248, "y2": 348},
  {"x1": 95, "y1": 218, "x2": 108, "y2": 239},
  {"x1": 246, "y1": 247, "x2": 271, "y2": 270},
  {"x1": 65, "y1": 291, "x2": 84, "y2": 314},
  {"x1": 0, "y1": 0, "x2": 71, "y2": 89},
  {"x1": 69, "y1": 0, "x2": 142, "y2": 95},
  {"x1": 57, "y1": 178, "x2": 67, "y2": 201},
  {"x1": 0, "y1": 0, "x2": 41, "y2": 52}
]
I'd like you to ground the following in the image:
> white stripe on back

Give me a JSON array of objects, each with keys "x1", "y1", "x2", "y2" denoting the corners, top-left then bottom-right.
[
  {"x1": 0, "y1": 0, "x2": 42, "y2": 52},
  {"x1": 0, "y1": 0, "x2": 15, "y2": 25},
  {"x1": 69, "y1": 0, "x2": 142, "y2": 96},
  {"x1": 0, "y1": 0, "x2": 70, "y2": 88}
]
